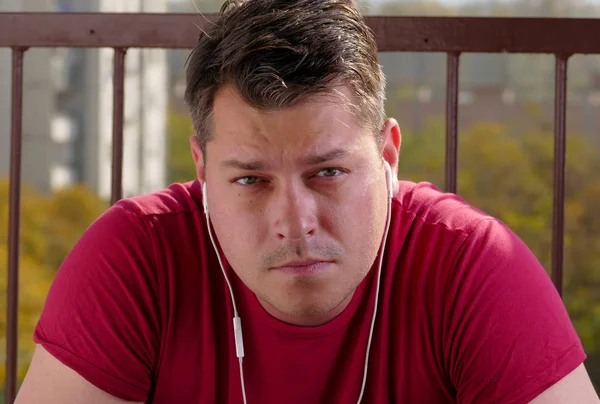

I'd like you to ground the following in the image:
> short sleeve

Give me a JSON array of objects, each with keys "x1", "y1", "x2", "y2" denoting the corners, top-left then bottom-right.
[
  {"x1": 34, "y1": 203, "x2": 159, "y2": 402},
  {"x1": 445, "y1": 219, "x2": 586, "y2": 404}
]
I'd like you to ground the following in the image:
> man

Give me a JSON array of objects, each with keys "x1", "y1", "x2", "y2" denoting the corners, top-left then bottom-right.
[{"x1": 15, "y1": 0, "x2": 599, "y2": 403}]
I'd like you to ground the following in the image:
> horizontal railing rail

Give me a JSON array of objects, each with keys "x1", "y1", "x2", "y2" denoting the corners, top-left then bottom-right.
[{"x1": 0, "y1": 13, "x2": 599, "y2": 53}]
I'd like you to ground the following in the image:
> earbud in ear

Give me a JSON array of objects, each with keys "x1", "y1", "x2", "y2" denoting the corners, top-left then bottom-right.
[
  {"x1": 202, "y1": 182, "x2": 209, "y2": 213},
  {"x1": 383, "y1": 161, "x2": 393, "y2": 199}
]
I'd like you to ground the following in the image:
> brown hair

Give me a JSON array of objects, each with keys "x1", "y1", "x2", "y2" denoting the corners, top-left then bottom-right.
[{"x1": 184, "y1": 0, "x2": 386, "y2": 154}]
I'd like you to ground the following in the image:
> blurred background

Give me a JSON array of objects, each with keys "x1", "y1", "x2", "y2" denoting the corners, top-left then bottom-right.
[{"x1": 1, "y1": 0, "x2": 600, "y2": 399}]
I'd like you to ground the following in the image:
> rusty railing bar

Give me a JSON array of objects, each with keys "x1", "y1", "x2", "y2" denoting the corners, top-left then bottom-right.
[
  {"x1": 6, "y1": 46, "x2": 26, "y2": 404},
  {"x1": 445, "y1": 52, "x2": 460, "y2": 194},
  {"x1": 111, "y1": 48, "x2": 126, "y2": 205},
  {"x1": 2, "y1": 14, "x2": 600, "y2": 53},
  {"x1": 552, "y1": 54, "x2": 570, "y2": 297}
]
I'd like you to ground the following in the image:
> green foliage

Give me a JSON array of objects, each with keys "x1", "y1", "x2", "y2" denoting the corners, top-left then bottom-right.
[{"x1": 167, "y1": 107, "x2": 197, "y2": 184}]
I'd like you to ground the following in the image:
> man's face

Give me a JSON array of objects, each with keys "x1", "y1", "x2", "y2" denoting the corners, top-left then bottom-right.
[{"x1": 192, "y1": 86, "x2": 400, "y2": 326}]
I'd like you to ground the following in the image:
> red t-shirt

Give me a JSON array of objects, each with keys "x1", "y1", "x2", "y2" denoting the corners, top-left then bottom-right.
[{"x1": 34, "y1": 180, "x2": 586, "y2": 403}]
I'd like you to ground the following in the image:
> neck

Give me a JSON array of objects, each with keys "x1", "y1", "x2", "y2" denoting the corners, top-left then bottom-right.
[{"x1": 256, "y1": 290, "x2": 357, "y2": 327}]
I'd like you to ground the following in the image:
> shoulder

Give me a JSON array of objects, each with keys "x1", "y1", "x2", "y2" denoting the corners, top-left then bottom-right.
[
  {"x1": 64, "y1": 181, "x2": 204, "y2": 259},
  {"x1": 389, "y1": 182, "x2": 587, "y2": 403},
  {"x1": 387, "y1": 182, "x2": 554, "y2": 339},
  {"x1": 115, "y1": 180, "x2": 204, "y2": 219},
  {"x1": 390, "y1": 180, "x2": 540, "y2": 284},
  {"x1": 50, "y1": 180, "x2": 208, "y2": 299},
  {"x1": 387, "y1": 181, "x2": 501, "y2": 270},
  {"x1": 393, "y1": 180, "x2": 493, "y2": 234}
]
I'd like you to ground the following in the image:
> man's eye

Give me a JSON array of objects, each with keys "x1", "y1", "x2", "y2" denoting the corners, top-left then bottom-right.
[
  {"x1": 316, "y1": 168, "x2": 342, "y2": 177},
  {"x1": 236, "y1": 176, "x2": 260, "y2": 185}
]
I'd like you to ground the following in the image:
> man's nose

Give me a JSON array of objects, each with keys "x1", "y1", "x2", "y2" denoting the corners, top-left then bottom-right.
[{"x1": 271, "y1": 181, "x2": 317, "y2": 241}]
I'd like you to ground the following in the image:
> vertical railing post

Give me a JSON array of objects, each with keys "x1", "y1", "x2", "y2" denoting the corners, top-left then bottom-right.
[
  {"x1": 445, "y1": 52, "x2": 461, "y2": 194},
  {"x1": 6, "y1": 46, "x2": 27, "y2": 404},
  {"x1": 552, "y1": 54, "x2": 570, "y2": 297},
  {"x1": 111, "y1": 48, "x2": 127, "y2": 205}
]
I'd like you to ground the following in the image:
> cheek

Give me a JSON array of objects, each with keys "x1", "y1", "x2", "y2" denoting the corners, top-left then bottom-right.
[
  {"x1": 209, "y1": 202, "x2": 265, "y2": 265},
  {"x1": 324, "y1": 184, "x2": 383, "y2": 244},
  {"x1": 211, "y1": 187, "x2": 262, "y2": 234}
]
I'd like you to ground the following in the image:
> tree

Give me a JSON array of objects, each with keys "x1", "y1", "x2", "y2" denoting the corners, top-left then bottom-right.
[
  {"x1": 42, "y1": 186, "x2": 107, "y2": 269},
  {"x1": 167, "y1": 107, "x2": 197, "y2": 184}
]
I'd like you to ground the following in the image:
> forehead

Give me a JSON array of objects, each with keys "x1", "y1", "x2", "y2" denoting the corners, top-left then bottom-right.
[{"x1": 209, "y1": 85, "x2": 374, "y2": 159}]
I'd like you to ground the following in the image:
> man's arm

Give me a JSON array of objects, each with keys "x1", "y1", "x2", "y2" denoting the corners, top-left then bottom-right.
[
  {"x1": 15, "y1": 345, "x2": 143, "y2": 404},
  {"x1": 529, "y1": 363, "x2": 599, "y2": 404},
  {"x1": 19, "y1": 203, "x2": 159, "y2": 402}
]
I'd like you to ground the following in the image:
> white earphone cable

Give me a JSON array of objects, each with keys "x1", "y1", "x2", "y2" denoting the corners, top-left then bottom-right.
[
  {"x1": 356, "y1": 182, "x2": 393, "y2": 403},
  {"x1": 204, "y1": 207, "x2": 248, "y2": 404},
  {"x1": 238, "y1": 357, "x2": 248, "y2": 404}
]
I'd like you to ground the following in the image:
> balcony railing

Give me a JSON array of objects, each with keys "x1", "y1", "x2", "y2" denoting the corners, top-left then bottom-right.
[{"x1": 2, "y1": 12, "x2": 600, "y2": 403}]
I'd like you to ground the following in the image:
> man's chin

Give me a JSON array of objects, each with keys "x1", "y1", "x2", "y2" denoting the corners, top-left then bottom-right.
[{"x1": 256, "y1": 288, "x2": 355, "y2": 326}]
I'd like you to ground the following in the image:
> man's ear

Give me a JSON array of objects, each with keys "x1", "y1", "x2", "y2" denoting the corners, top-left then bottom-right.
[
  {"x1": 189, "y1": 136, "x2": 206, "y2": 182},
  {"x1": 380, "y1": 118, "x2": 402, "y2": 195}
]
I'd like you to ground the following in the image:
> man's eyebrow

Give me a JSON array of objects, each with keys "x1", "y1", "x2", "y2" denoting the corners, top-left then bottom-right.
[
  {"x1": 219, "y1": 148, "x2": 351, "y2": 171},
  {"x1": 301, "y1": 148, "x2": 350, "y2": 165},
  {"x1": 220, "y1": 159, "x2": 266, "y2": 171}
]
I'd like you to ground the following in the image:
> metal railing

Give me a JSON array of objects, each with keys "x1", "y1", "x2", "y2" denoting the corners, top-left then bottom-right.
[{"x1": 2, "y1": 12, "x2": 599, "y2": 403}]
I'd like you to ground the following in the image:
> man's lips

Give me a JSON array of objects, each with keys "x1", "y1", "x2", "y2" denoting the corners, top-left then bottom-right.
[{"x1": 271, "y1": 260, "x2": 334, "y2": 274}]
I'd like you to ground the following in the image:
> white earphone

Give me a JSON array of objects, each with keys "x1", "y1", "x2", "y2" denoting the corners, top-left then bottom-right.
[
  {"x1": 202, "y1": 159, "x2": 394, "y2": 404},
  {"x1": 383, "y1": 160, "x2": 393, "y2": 199}
]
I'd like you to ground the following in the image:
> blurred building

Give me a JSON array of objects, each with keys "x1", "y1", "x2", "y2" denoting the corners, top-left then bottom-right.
[
  {"x1": 0, "y1": 0, "x2": 168, "y2": 199},
  {"x1": 0, "y1": 0, "x2": 59, "y2": 193},
  {"x1": 166, "y1": 0, "x2": 195, "y2": 112}
]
